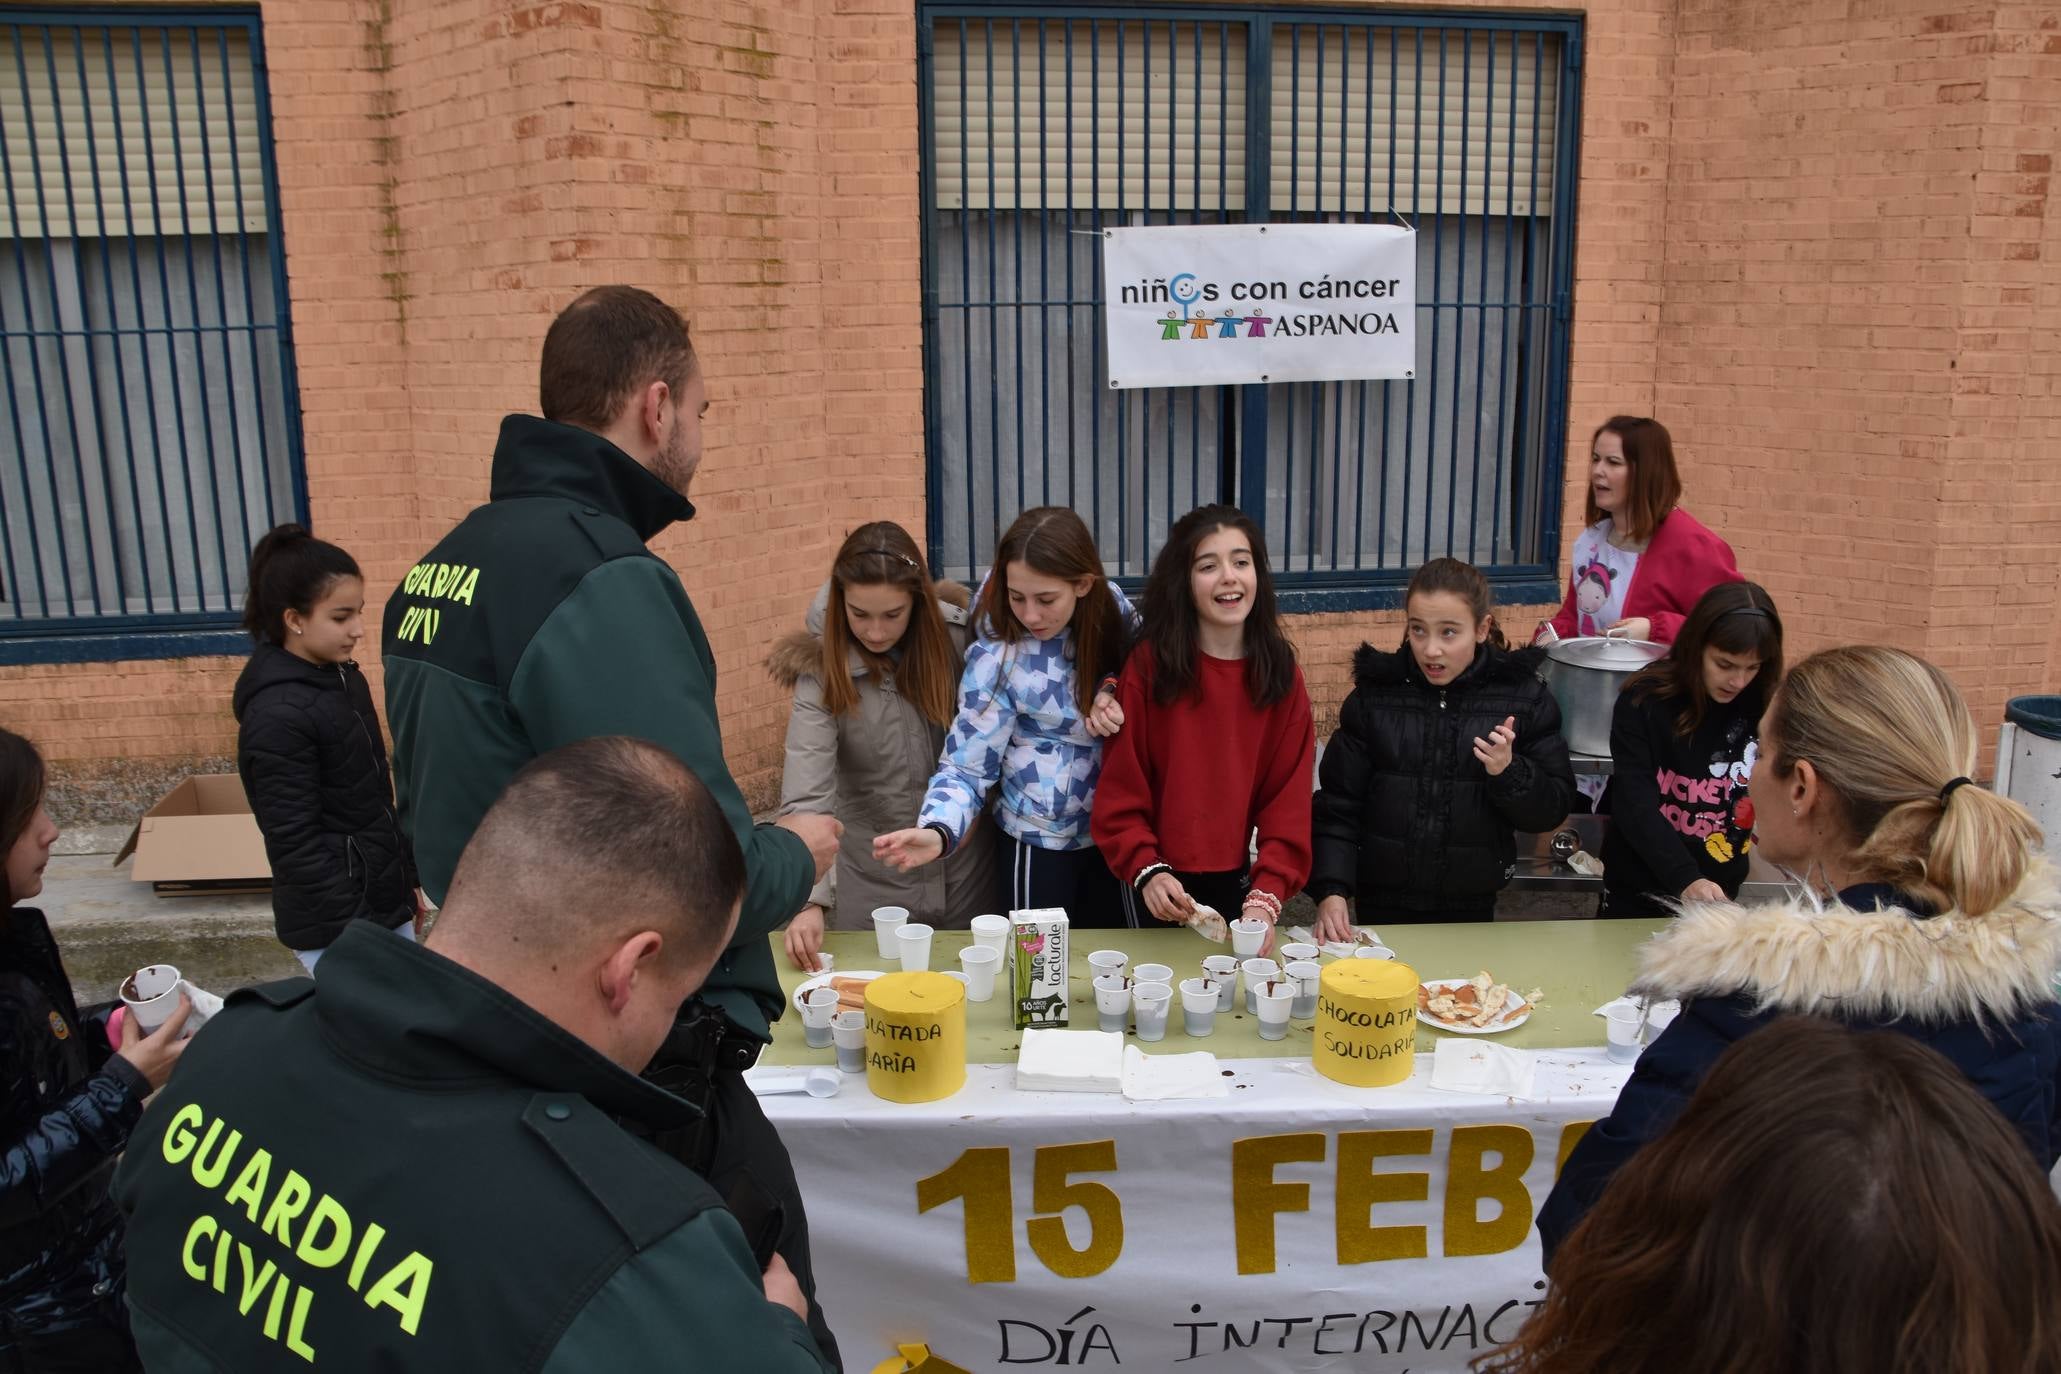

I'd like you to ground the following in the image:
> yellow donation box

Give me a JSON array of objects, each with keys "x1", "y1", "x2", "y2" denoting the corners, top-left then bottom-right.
[
  {"x1": 863, "y1": 971, "x2": 967, "y2": 1103},
  {"x1": 1314, "y1": 958, "x2": 1419, "y2": 1087}
]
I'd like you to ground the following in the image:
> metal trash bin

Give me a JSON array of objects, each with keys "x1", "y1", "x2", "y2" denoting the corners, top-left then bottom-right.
[{"x1": 1995, "y1": 696, "x2": 2061, "y2": 868}]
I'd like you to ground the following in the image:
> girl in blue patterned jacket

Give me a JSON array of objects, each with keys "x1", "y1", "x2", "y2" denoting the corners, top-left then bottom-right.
[{"x1": 876, "y1": 507, "x2": 1138, "y2": 927}]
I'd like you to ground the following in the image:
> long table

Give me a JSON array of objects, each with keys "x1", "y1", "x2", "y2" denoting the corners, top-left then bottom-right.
[{"x1": 758, "y1": 920, "x2": 1659, "y2": 1374}]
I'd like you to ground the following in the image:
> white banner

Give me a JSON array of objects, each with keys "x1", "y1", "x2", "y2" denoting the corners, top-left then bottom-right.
[
  {"x1": 768, "y1": 1054, "x2": 1625, "y2": 1373},
  {"x1": 1101, "y1": 223, "x2": 1417, "y2": 390}
]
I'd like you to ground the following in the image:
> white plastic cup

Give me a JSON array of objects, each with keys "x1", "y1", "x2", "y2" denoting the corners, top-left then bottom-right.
[
  {"x1": 1179, "y1": 978, "x2": 1219, "y2": 1038},
  {"x1": 1087, "y1": 949, "x2": 1129, "y2": 980},
  {"x1": 959, "y1": 945, "x2": 1000, "y2": 1002},
  {"x1": 800, "y1": 987, "x2": 840, "y2": 1049},
  {"x1": 1094, "y1": 974, "x2": 1131, "y2": 1034},
  {"x1": 1132, "y1": 984, "x2": 1173, "y2": 1042},
  {"x1": 970, "y1": 914, "x2": 1011, "y2": 958},
  {"x1": 1242, "y1": 958, "x2": 1280, "y2": 1015},
  {"x1": 1255, "y1": 981, "x2": 1296, "y2": 1040},
  {"x1": 813, "y1": 952, "x2": 835, "y2": 975},
  {"x1": 1132, "y1": 962, "x2": 1174, "y2": 989},
  {"x1": 1354, "y1": 944, "x2": 1396, "y2": 961},
  {"x1": 121, "y1": 964, "x2": 210, "y2": 1036},
  {"x1": 1279, "y1": 943, "x2": 1320, "y2": 965},
  {"x1": 940, "y1": 970, "x2": 970, "y2": 990},
  {"x1": 872, "y1": 906, "x2": 910, "y2": 960},
  {"x1": 1605, "y1": 1006, "x2": 1643, "y2": 1063},
  {"x1": 1202, "y1": 955, "x2": 1239, "y2": 1010},
  {"x1": 896, "y1": 921, "x2": 935, "y2": 973},
  {"x1": 1285, "y1": 961, "x2": 1322, "y2": 1019},
  {"x1": 1230, "y1": 917, "x2": 1269, "y2": 958},
  {"x1": 831, "y1": 1010, "x2": 867, "y2": 1073}
]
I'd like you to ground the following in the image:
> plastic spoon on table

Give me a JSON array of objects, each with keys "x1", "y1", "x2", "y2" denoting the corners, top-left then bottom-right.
[{"x1": 745, "y1": 1067, "x2": 842, "y2": 1100}]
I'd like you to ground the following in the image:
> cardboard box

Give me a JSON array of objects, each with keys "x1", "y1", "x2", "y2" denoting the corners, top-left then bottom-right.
[
  {"x1": 1007, "y1": 907, "x2": 1070, "y2": 1029},
  {"x1": 114, "y1": 775, "x2": 271, "y2": 896}
]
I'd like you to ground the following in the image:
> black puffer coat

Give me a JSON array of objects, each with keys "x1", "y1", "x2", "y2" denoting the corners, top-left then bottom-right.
[
  {"x1": 234, "y1": 645, "x2": 415, "y2": 950},
  {"x1": 1310, "y1": 642, "x2": 1575, "y2": 916},
  {"x1": 0, "y1": 908, "x2": 149, "y2": 1343}
]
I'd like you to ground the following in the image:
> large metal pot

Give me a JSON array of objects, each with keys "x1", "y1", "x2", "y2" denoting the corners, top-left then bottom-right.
[{"x1": 1540, "y1": 636, "x2": 1668, "y2": 756}]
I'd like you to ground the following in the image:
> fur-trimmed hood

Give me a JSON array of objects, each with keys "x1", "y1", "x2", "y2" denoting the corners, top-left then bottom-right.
[
  {"x1": 1632, "y1": 862, "x2": 2061, "y2": 1025},
  {"x1": 766, "y1": 579, "x2": 971, "y2": 689},
  {"x1": 1350, "y1": 640, "x2": 1548, "y2": 692}
]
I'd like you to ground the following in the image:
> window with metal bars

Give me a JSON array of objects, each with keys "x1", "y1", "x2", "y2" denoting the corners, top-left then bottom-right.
[
  {"x1": 919, "y1": 5, "x2": 1582, "y2": 609},
  {"x1": 0, "y1": 8, "x2": 303, "y2": 662}
]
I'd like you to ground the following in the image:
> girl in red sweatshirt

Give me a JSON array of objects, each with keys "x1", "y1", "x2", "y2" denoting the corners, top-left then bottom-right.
[{"x1": 1092, "y1": 505, "x2": 1314, "y2": 953}]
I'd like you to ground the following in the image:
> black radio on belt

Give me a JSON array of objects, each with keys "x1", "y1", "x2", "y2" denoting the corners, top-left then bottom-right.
[{"x1": 642, "y1": 1000, "x2": 760, "y2": 1106}]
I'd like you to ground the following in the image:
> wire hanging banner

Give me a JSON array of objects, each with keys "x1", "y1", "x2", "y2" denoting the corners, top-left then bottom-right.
[{"x1": 1101, "y1": 223, "x2": 1418, "y2": 390}]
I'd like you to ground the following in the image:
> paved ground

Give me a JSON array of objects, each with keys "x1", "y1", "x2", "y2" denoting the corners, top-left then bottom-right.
[{"x1": 41, "y1": 824, "x2": 301, "y2": 1006}]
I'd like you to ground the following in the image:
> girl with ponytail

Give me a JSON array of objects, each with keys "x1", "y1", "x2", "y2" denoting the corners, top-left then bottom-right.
[
  {"x1": 234, "y1": 525, "x2": 420, "y2": 970},
  {"x1": 1540, "y1": 645, "x2": 2061, "y2": 1264}
]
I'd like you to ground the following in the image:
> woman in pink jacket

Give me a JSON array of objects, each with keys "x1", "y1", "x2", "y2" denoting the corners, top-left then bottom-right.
[{"x1": 1541, "y1": 417, "x2": 1741, "y2": 646}]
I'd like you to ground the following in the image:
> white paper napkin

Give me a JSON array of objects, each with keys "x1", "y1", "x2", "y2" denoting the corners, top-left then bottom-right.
[
  {"x1": 1281, "y1": 924, "x2": 1382, "y2": 959},
  {"x1": 1428, "y1": 1038, "x2": 1538, "y2": 1098},
  {"x1": 1016, "y1": 1029, "x2": 1124, "y2": 1094},
  {"x1": 1120, "y1": 1045, "x2": 1231, "y2": 1101}
]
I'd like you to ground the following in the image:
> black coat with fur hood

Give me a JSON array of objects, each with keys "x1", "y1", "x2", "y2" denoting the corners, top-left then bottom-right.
[
  {"x1": 1310, "y1": 641, "x2": 1575, "y2": 916},
  {"x1": 1538, "y1": 876, "x2": 2061, "y2": 1264}
]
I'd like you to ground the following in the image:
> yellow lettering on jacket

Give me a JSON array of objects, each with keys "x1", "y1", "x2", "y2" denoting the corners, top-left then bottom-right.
[{"x1": 155, "y1": 1103, "x2": 438, "y2": 1356}]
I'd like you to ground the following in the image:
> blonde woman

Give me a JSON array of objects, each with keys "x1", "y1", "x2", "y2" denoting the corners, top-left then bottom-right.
[{"x1": 1539, "y1": 645, "x2": 2061, "y2": 1263}]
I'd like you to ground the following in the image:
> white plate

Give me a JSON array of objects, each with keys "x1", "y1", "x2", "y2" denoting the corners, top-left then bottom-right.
[
  {"x1": 793, "y1": 969, "x2": 886, "y2": 1013},
  {"x1": 1418, "y1": 977, "x2": 1535, "y2": 1035}
]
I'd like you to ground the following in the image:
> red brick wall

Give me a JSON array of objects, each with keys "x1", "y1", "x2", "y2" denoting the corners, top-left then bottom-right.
[
  {"x1": 5, "y1": 0, "x2": 2056, "y2": 803},
  {"x1": 1658, "y1": 0, "x2": 2061, "y2": 765}
]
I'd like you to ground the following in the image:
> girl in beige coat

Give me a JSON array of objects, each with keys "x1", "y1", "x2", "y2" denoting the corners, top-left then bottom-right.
[{"x1": 770, "y1": 522, "x2": 1002, "y2": 970}]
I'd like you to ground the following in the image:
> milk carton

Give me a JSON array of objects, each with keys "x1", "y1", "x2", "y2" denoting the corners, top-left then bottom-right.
[{"x1": 1007, "y1": 908, "x2": 1070, "y2": 1029}]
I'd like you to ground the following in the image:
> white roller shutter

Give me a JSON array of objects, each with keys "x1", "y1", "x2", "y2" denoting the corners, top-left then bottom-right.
[
  {"x1": 1, "y1": 24, "x2": 266, "y2": 239},
  {"x1": 1271, "y1": 27, "x2": 1561, "y2": 217},
  {"x1": 933, "y1": 19, "x2": 1249, "y2": 213}
]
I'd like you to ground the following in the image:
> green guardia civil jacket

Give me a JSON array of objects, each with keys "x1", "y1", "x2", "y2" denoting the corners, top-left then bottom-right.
[
  {"x1": 111, "y1": 923, "x2": 833, "y2": 1373},
  {"x1": 381, "y1": 416, "x2": 812, "y2": 1037}
]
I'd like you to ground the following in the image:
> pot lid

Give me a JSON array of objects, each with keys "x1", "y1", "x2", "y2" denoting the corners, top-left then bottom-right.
[{"x1": 1547, "y1": 636, "x2": 1668, "y2": 670}]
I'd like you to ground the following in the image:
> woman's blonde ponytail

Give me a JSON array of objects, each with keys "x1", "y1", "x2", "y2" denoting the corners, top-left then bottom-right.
[{"x1": 1769, "y1": 646, "x2": 2043, "y2": 917}]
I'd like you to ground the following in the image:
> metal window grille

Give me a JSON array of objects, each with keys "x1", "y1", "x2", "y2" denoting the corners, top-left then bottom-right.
[
  {"x1": 0, "y1": 9, "x2": 304, "y2": 653},
  {"x1": 919, "y1": 5, "x2": 1582, "y2": 608}
]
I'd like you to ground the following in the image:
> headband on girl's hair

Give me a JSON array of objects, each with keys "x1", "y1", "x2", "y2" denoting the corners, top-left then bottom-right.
[
  {"x1": 862, "y1": 548, "x2": 920, "y2": 570},
  {"x1": 1715, "y1": 605, "x2": 1775, "y2": 623}
]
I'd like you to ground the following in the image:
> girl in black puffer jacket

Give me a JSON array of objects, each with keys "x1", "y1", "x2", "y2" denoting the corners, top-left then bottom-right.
[
  {"x1": 0, "y1": 727, "x2": 188, "y2": 1372},
  {"x1": 234, "y1": 525, "x2": 417, "y2": 969},
  {"x1": 1310, "y1": 559, "x2": 1575, "y2": 928}
]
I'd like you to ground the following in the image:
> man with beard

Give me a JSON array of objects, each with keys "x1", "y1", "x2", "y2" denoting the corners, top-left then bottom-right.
[{"x1": 381, "y1": 286, "x2": 844, "y2": 1365}]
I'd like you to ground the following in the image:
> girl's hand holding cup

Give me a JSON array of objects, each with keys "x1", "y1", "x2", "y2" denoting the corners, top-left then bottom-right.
[
  {"x1": 116, "y1": 995, "x2": 192, "y2": 1091},
  {"x1": 873, "y1": 827, "x2": 944, "y2": 872},
  {"x1": 1473, "y1": 715, "x2": 1517, "y2": 777},
  {"x1": 1241, "y1": 898, "x2": 1279, "y2": 959}
]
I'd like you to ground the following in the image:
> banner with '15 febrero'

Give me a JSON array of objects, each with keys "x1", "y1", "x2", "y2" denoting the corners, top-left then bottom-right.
[{"x1": 1101, "y1": 222, "x2": 1418, "y2": 391}]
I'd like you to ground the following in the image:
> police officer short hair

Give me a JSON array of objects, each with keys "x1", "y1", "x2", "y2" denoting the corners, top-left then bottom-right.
[
  {"x1": 452, "y1": 736, "x2": 745, "y2": 965},
  {"x1": 539, "y1": 286, "x2": 698, "y2": 432}
]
